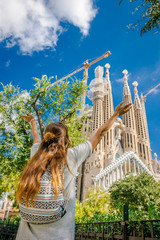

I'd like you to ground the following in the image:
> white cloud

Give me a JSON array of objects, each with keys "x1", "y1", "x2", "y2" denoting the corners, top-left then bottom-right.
[
  {"x1": 116, "y1": 73, "x2": 131, "y2": 83},
  {"x1": 134, "y1": 62, "x2": 160, "y2": 84},
  {"x1": 116, "y1": 77, "x2": 124, "y2": 83},
  {"x1": 151, "y1": 88, "x2": 160, "y2": 95},
  {"x1": 19, "y1": 91, "x2": 31, "y2": 101},
  {"x1": 5, "y1": 60, "x2": 11, "y2": 67},
  {"x1": 130, "y1": 62, "x2": 160, "y2": 97},
  {"x1": 0, "y1": 0, "x2": 97, "y2": 54}
]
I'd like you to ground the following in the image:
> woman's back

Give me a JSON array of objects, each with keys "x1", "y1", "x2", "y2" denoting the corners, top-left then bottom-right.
[{"x1": 16, "y1": 140, "x2": 92, "y2": 240}]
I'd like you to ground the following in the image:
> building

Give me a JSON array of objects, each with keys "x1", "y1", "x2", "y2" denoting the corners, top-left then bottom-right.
[{"x1": 76, "y1": 64, "x2": 160, "y2": 201}]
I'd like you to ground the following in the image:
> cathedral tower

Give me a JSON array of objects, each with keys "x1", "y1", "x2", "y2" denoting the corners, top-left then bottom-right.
[
  {"x1": 103, "y1": 64, "x2": 115, "y2": 166},
  {"x1": 122, "y1": 70, "x2": 138, "y2": 154},
  {"x1": 133, "y1": 81, "x2": 153, "y2": 171},
  {"x1": 91, "y1": 66, "x2": 104, "y2": 154},
  {"x1": 141, "y1": 93, "x2": 150, "y2": 142}
]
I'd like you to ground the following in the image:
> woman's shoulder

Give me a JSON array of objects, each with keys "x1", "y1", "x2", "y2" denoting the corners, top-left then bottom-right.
[
  {"x1": 67, "y1": 147, "x2": 76, "y2": 160},
  {"x1": 67, "y1": 141, "x2": 92, "y2": 162},
  {"x1": 68, "y1": 141, "x2": 92, "y2": 155},
  {"x1": 30, "y1": 142, "x2": 41, "y2": 158}
]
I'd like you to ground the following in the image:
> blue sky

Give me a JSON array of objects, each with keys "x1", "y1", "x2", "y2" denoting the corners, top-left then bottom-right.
[{"x1": 0, "y1": 0, "x2": 160, "y2": 159}]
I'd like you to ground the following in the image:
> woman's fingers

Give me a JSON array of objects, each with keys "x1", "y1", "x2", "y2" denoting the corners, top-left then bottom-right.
[
  {"x1": 118, "y1": 103, "x2": 132, "y2": 115},
  {"x1": 123, "y1": 103, "x2": 132, "y2": 108},
  {"x1": 122, "y1": 103, "x2": 132, "y2": 110},
  {"x1": 21, "y1": 114, "x2": 33, "y2": 122},
  {"x1": 27, "y1": 112, "x2": 33, "y2": 116},
  {"x1": 22, "y1": 113, "x2": 34, "y2": 119},
  {"x1": 115, "y1": 102, "x2": 132, "y2": 116},
  {"x1": 123, "y1": 105, "x2": 132, "y2": 113},
  {"x1": 119, "y1": 101, "x2": 123, "y2": 107}
]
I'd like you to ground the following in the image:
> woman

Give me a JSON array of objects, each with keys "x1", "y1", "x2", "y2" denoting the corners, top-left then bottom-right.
[{"x1": 16, "y1": 101, "x2": 131, "y2": 240}]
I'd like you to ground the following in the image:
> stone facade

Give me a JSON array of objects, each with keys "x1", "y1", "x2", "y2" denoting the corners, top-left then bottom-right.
[{"x1": 76, "y1": 64, "x2": 160, "y2": 201}]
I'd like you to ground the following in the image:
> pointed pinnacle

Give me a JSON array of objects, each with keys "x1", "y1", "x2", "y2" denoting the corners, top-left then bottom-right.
[
  {"x1": 132, "y1": 81, "x2": 138, "y2": 94},
  {"x1": 122, "y1": 69, "x2": 128, "y2": 81},
  {"x1": 105, "y1": 63, "x2": 110, "y2": 70},
  {"x1": 105, "y1": 63, "x2": 110, "y2": 77}
]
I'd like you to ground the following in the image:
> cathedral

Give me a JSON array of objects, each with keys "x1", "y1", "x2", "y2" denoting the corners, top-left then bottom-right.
[{"x1": 76, "y1": 64, "x2": 160, "y2": 201}]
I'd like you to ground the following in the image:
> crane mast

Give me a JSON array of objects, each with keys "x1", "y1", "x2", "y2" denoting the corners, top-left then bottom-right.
[
  {"x1": 50, "y1": 51, "x2": 111, "y2": 86},
  {"x1": 140, "y1": 82, "x2": 160, "y2": 101}
]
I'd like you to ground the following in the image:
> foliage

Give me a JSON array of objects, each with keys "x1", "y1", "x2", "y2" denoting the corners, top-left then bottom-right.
[
  {"x1": 75, "y1": 187, "x2": 122, "y2": 223},
  {"x1": 119, "y1": 0, "x2": 160, "y2": 34},
  {"x1": 109, "y1": 172, "x2": 160, "y2": 220},
  {"x1": 75, "y1": 172, "x2": 160, "y2": 223},
  {"x1": 7, "y1": 212, "x2": 21, "y2": 225},
  {"x1": 0, "y1": 83, "x2": 33, "y2": 200},
  {"x1": 0, "y1": 76, "x2": 87, "y2": 201}
]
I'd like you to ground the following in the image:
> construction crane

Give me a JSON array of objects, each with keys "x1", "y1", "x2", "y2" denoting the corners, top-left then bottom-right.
[
  {"x1": 50, "y1": 51, "x2": 111, "y2": 86},
  {"x1": 140, "y1": 82, "x2": 160, "y2": 101}
]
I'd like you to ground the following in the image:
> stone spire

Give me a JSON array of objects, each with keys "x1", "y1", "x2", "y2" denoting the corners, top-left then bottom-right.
[
  {"x1": 141, "y1": 93, "x2": 150, "y2": 141},
  {"x1": 104, "y1": 64, "x2": 112, "y2": 93},
  {"x1": 123, "y1": 70, "x2": 131, "y2": 98},
  {"x1": 133, "y1": 81, "x2": 152, "y2": 171},
  {"x1": 103, "y1": 63, "x2": 115, "y2": 166},
  {"x1": 91, "y1": 66, "x2": 104, "y2": 154},
  {"x1": 154, "y1": 153, "x2": 158, "y2": 173},
  {"x1": 122, "y1": 70, "x2": 138, "y2": 154}
]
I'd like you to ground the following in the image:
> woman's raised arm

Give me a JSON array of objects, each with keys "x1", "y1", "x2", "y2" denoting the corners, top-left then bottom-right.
[
  {"x1": 89, "y1": 102, "x2": 132, "y2": 151},
  {"x1": 22, "y1": 113, "x2": 41, "y2": 144}
]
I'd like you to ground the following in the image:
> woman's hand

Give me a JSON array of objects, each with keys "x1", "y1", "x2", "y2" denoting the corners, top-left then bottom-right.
[
  {"x1": 89, "y1": 101, "x2": 132, "y2": 150},
  {"x1": 22, "y1": 113, "x2": 35, "y2": 123},
  {"x1": 22, "y1": 113, "x2": 41, "y2": 143},
  {"x1": 114, "y1": 102, "x2": 132, "y2": 117}
]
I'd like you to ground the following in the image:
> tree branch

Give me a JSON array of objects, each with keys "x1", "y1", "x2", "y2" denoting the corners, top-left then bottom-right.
[
  {"x1": 61, "y1": 109, "x2": 76, "y2": 122},
  {"x1": 31, "y1": 91, "x2": 45, "y2": 138}
]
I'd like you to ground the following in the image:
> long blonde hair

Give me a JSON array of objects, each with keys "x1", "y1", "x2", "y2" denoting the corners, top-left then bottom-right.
[{"x1": 16, "y1": 122, "x2": 72, "y2": 207}]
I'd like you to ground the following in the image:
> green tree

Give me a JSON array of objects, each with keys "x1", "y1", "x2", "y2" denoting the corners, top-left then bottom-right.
[
  {"x1": 75, "y1": 173, "x2": 160, "y2": 223},
  {"x1": 109, "y1": 172, "x2": 160, "y2": 219},
  {"x1": 119, "y1": 0, "x2": 160, "y2": 35},
  {"x1": 0, "y1": 76, "x2": 87, "y2": 200},
  {"x1": 75, "y1": 187, "x2": 111, "y2": 223}
]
